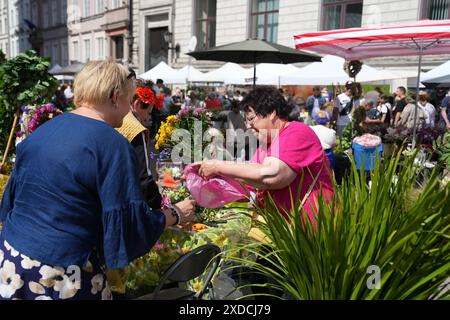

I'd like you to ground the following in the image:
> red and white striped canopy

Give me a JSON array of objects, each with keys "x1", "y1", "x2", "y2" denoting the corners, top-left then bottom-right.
[{"x1": 294, "y1": 20, "x2": 450, "y2": 60}]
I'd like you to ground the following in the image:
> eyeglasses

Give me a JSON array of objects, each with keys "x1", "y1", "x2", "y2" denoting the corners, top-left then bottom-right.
[
  {"x1": 127, "y1": 68, "x2": 136, "y2": 80},
  {"x1": 246, "y1": 115, "x2": 257, "y2": 125}
]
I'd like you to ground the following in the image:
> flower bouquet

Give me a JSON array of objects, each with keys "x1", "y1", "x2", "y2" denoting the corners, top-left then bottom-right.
[{"x1": 16, "y1": 104, "x2": 63, "y2": 145}]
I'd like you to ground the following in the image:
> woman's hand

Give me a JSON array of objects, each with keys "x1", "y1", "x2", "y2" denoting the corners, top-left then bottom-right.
[
  {"x1": 198, "y1": 160, "x2": 220, "y2": 179},
  {"x1": 174, "y1": 199, "x2": 196, "y2": 224}
]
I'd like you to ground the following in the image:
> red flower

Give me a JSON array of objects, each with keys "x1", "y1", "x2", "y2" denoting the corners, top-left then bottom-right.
[
  {"x1": 155, "y1": 94, "x2": 165, "y2": 111},
  {"x1": 136, "y1": 87, "x2": 155, "y2": 105},
  {"x1": 205, "y1": 98, "x2": 222, "y2": 110}
]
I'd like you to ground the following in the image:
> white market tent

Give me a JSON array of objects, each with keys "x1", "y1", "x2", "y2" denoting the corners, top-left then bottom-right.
[
  {"x1": 235, "y1": 63, "x2": 301, "y2": 85},
  {"x1": 279, "y1": 55, "x2": 404, "y2": 85},
  {"x1": 139, "y1": 61, "x2": 185, "y2": 84},
  {"x1": 190, "y1": 62, "x2": 247, "y2": 84},
  {"x1": 421, "y1": 60, "x2": 450, "y2": 83},
  {"x1": 175, "y1": 65, "x2": 206, "y2": 82}
]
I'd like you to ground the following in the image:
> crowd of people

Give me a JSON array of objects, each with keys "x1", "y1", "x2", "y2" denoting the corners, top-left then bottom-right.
[{"x1": 2, "y1": 58, "x2": 450, "y2": 300}]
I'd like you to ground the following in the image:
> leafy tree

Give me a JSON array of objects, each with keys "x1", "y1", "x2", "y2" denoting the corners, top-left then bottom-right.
[{"x1": 0, "y1": 50, "x2": 58, "y2": 155}]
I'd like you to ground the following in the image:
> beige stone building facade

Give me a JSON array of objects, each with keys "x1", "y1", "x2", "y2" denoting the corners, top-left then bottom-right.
[{"x1": 67, "y1": 0, "x2": 131, "y2": 65}]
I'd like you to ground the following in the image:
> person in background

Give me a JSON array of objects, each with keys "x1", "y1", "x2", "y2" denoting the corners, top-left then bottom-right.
[
  {"x1": 171, "y1": 88, "x2": 184, "y2": 109},
  {"x1": 398, "y1": 99, "x2": 427, "y2": 130},
  {"x1": 306, "y1": 86, "x2": 326, "y2": 122},
  {"x1": 0, "y1": 60, "x2": 195, "y2": 300},
  {"x1": 225, "y1": 100, "x2": 247, "y2": 161},
  {"x1": 375, "y1": 94, "x2": 392, "y2": 127},
  {"x1": 311, "y1": 110, "x2": 336, "y2": 170},
  {"x1": 152, "y1": 79, "x2": 164, "y2": 94},
  {"x1": 64, "y1": 83, "x2": 74, "y2": 101},
  {"x1": 297, "y1": 98, "x2": 309, "y2": 124},
  {"x1": 335, "y1": 82, "x2": 359, "y2": 136},
  {"x1": 393, "y1": 86, "x2": 408, "y2": 127},
  {"x1": 161, "y1": 87, "x2": 173, "y2": 115},
  {"x1": 234, "y1": 90, "x2": 244, "y2": 102},
  {"x1": 440, "y1": 90, "x2": 450, "y2": 131},
  {"x1": 321, "y1": 87, "x2": 331, "y2": 103},
  {"x1": 364, "y1": 87, "x2": 383, "y2": 107},
  {"x1": 417, "y1": 91, "x2": 436, "y2": 128}
]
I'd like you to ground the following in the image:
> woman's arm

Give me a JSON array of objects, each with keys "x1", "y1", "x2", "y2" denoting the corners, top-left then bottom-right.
[{"x1": 198, "y1": 157, "x2": 297, "y2": 190}]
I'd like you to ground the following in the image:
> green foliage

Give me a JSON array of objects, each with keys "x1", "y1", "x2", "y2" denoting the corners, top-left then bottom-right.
[
  {"x1": 335, "y1": 124, "x2": 353, "y2": 153},
  {"x1": 0, "y1": 50, "x2": 58, "y2": 152},
  {"x1": 434, "y1": 131, "x2": 450, "y2": 168},
  {"x1": 0, "y1": 50, "x2": 5, "y2": 64},
  {"x1": 226, "y1": 151, "x2": 450, "y2": 299}
]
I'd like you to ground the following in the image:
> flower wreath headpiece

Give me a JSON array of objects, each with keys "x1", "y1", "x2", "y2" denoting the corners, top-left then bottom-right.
[{"x1": 136, "y1": 86, "x2": 164, "y2": 111}]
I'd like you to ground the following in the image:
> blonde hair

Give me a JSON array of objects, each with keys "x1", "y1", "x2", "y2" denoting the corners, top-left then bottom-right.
[{"x1": 73, "y1": 60, "x2": 134, "y2": 108}]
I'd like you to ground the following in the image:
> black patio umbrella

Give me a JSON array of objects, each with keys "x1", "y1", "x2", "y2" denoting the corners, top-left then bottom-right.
[{"x1": 186, "y1": 38, "x2": 321, "y2": 88}]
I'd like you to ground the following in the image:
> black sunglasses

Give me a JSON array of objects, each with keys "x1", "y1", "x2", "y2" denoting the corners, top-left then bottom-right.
[{"x1": 127, "y1": 68, "x2": 136, "y2": 79}]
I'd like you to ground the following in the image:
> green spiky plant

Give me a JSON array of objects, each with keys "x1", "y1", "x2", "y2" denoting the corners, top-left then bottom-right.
[{"x1": 225, "y1": 150, "x2": 450, "y2": 300}]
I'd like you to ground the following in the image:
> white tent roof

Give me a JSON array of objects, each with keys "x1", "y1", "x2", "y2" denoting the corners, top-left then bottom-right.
[
  {"x1": 175, "y1": 65, "x2": 206, "y2": 82},
  {"x1": 279, "y1": 55, "x2": 404, "y2": 85},
  {"x1": 139, "y1": 61, "x2": 185, "y2": 84},
  {"x1": 236, "y1": 63, "x2": 301, "y2": 85},
  {"x1": 190, "y1": 62, "x2": 247, "y2": 84},
  {"x1": 421, "y1": 60, "x2": 450, "y2": 83}
]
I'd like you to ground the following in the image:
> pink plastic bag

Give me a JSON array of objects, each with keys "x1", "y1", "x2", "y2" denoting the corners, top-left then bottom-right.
[{"x1": 184, "y1": 164, "x2": 247, "y2": 208}]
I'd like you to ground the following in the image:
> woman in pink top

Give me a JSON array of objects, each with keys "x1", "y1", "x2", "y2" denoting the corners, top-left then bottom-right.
[{"x1": 197, "y1": 87, "x2": 334, "y2": 223}]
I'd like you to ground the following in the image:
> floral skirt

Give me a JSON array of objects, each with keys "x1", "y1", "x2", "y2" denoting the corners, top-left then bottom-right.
[{"x1": 0, "y1": 236, "x2": 112, "y2": 300}]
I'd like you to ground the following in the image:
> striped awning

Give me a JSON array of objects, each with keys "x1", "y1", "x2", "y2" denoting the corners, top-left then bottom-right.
[{"x1": 294, "y1": 20, "x2": 450, "y2": 60}]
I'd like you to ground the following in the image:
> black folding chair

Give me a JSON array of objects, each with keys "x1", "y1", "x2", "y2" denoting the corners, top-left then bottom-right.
[{"x1": 136, "y1": 244, "x2": 221, "y2": 300}]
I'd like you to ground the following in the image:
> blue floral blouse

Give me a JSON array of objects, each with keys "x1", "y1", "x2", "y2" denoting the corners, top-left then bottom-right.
[{"x1": 0, "y1": 113, "x2": 166, "y2": 270}]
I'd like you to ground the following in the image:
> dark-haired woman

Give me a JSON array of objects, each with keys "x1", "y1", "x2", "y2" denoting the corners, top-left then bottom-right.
[{"x1": 197, "y1": 87, "x2": 333, "y2": 224}]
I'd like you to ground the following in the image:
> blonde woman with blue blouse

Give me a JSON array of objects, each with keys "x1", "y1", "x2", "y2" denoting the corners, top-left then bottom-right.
[{"x1": 0, "y1": 60, "x2": 196, "y2": 300}]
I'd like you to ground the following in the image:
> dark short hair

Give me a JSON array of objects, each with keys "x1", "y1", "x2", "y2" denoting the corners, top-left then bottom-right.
[
  {"x1": 156, "y1": 79, "x2": 164, "y2": 85},
  {"x1": 397, "y1": 86, "x2": 406, "y2": 94},
  {"x1": 240, "y1": 86, "x2": 290, "y2": 120},
  {"x1": 313, "y1": 86, "x2": 321, "y2": 91}
]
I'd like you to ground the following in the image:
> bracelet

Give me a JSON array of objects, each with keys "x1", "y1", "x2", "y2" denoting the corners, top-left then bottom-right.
[{"x1": 167, "y1": 204, "x2": 181, "y2": 226}]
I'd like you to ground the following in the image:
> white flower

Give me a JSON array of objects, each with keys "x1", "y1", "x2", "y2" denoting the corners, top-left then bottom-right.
[
  {"x1": 53, "y1": 274, "x2": 80, "y2": 300},
  {"x1": 38, "y1": 265, "x2": 65, "y2": 288},
  {"x1": 3, "y1": 241, "x2": 19, "y2": 257},
  {"x1": 90, "y1": 274, "x2": 104, "y2": 295},
  {"x1": 0, "y1": 260, "x2": 24, "y2": 299},
  {"x1": 35, "y1": 296, "x2": 53, "y2": 300},
  {"x1": 29, "y1": 281, "x2": 46, "y2": 295},
  {"x1": 0, "y1": 249, "x2": 4, "y2": 266},
  {"x1": 101, "y1": 285, "x2": 112, "y2": 300},
  {"x1": 20, "y1": 254, "x2": 41, "y2": 270}
]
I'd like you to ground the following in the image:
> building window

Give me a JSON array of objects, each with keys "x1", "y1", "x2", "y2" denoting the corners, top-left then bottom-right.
[
  {"x1": 96, "y1": 37, "x2": 104, "y2": 59},
  {"x1": 113, "y1": 36, "x2": 124, "y2": 60},
  {"x1": 62, "y1": 42, "x2": 68, "y2": 65},
  {"x1": 111, "y1": 0, "x2": 121, "y2": 9},
  {"x1": 322, "y1": 0, "x2": 363, "y2": 30},
  {"x1": 84, "y1": 39, "x2": 91, "y2": 62},
  {"x1": 52, "y1": 0, "x2": 58, "y2": 26},
  {"x1": 422, "y1": 0, "x2": 450, "y2": 19},
  {"x1": 96, "y1": 0, "x2": 104, "y2": 14},
  {"x1": 195, "y1": 0, "x2": 217, "y2": 49},
  {"x1": 73, "y1": 41, "x2": 79, "y2": 61},
  {"x1": 32, "y1": 2, "x2": 38, "y2": 25},
  {"x1": 250, "y1": 0, "x2": 279, "y2": 43},
  {"x1": 52, "y1": 43, "x2": 60, "y2": 65},
  {"x1": 62, "y1": 0, "x2": 68, "y2": 22},
  {"x1": 83, "y1": 0, "x2": 90, "y2": 17},
  {"x1": 43, "y1": 1, "x2": 49, "y2": 28}
]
